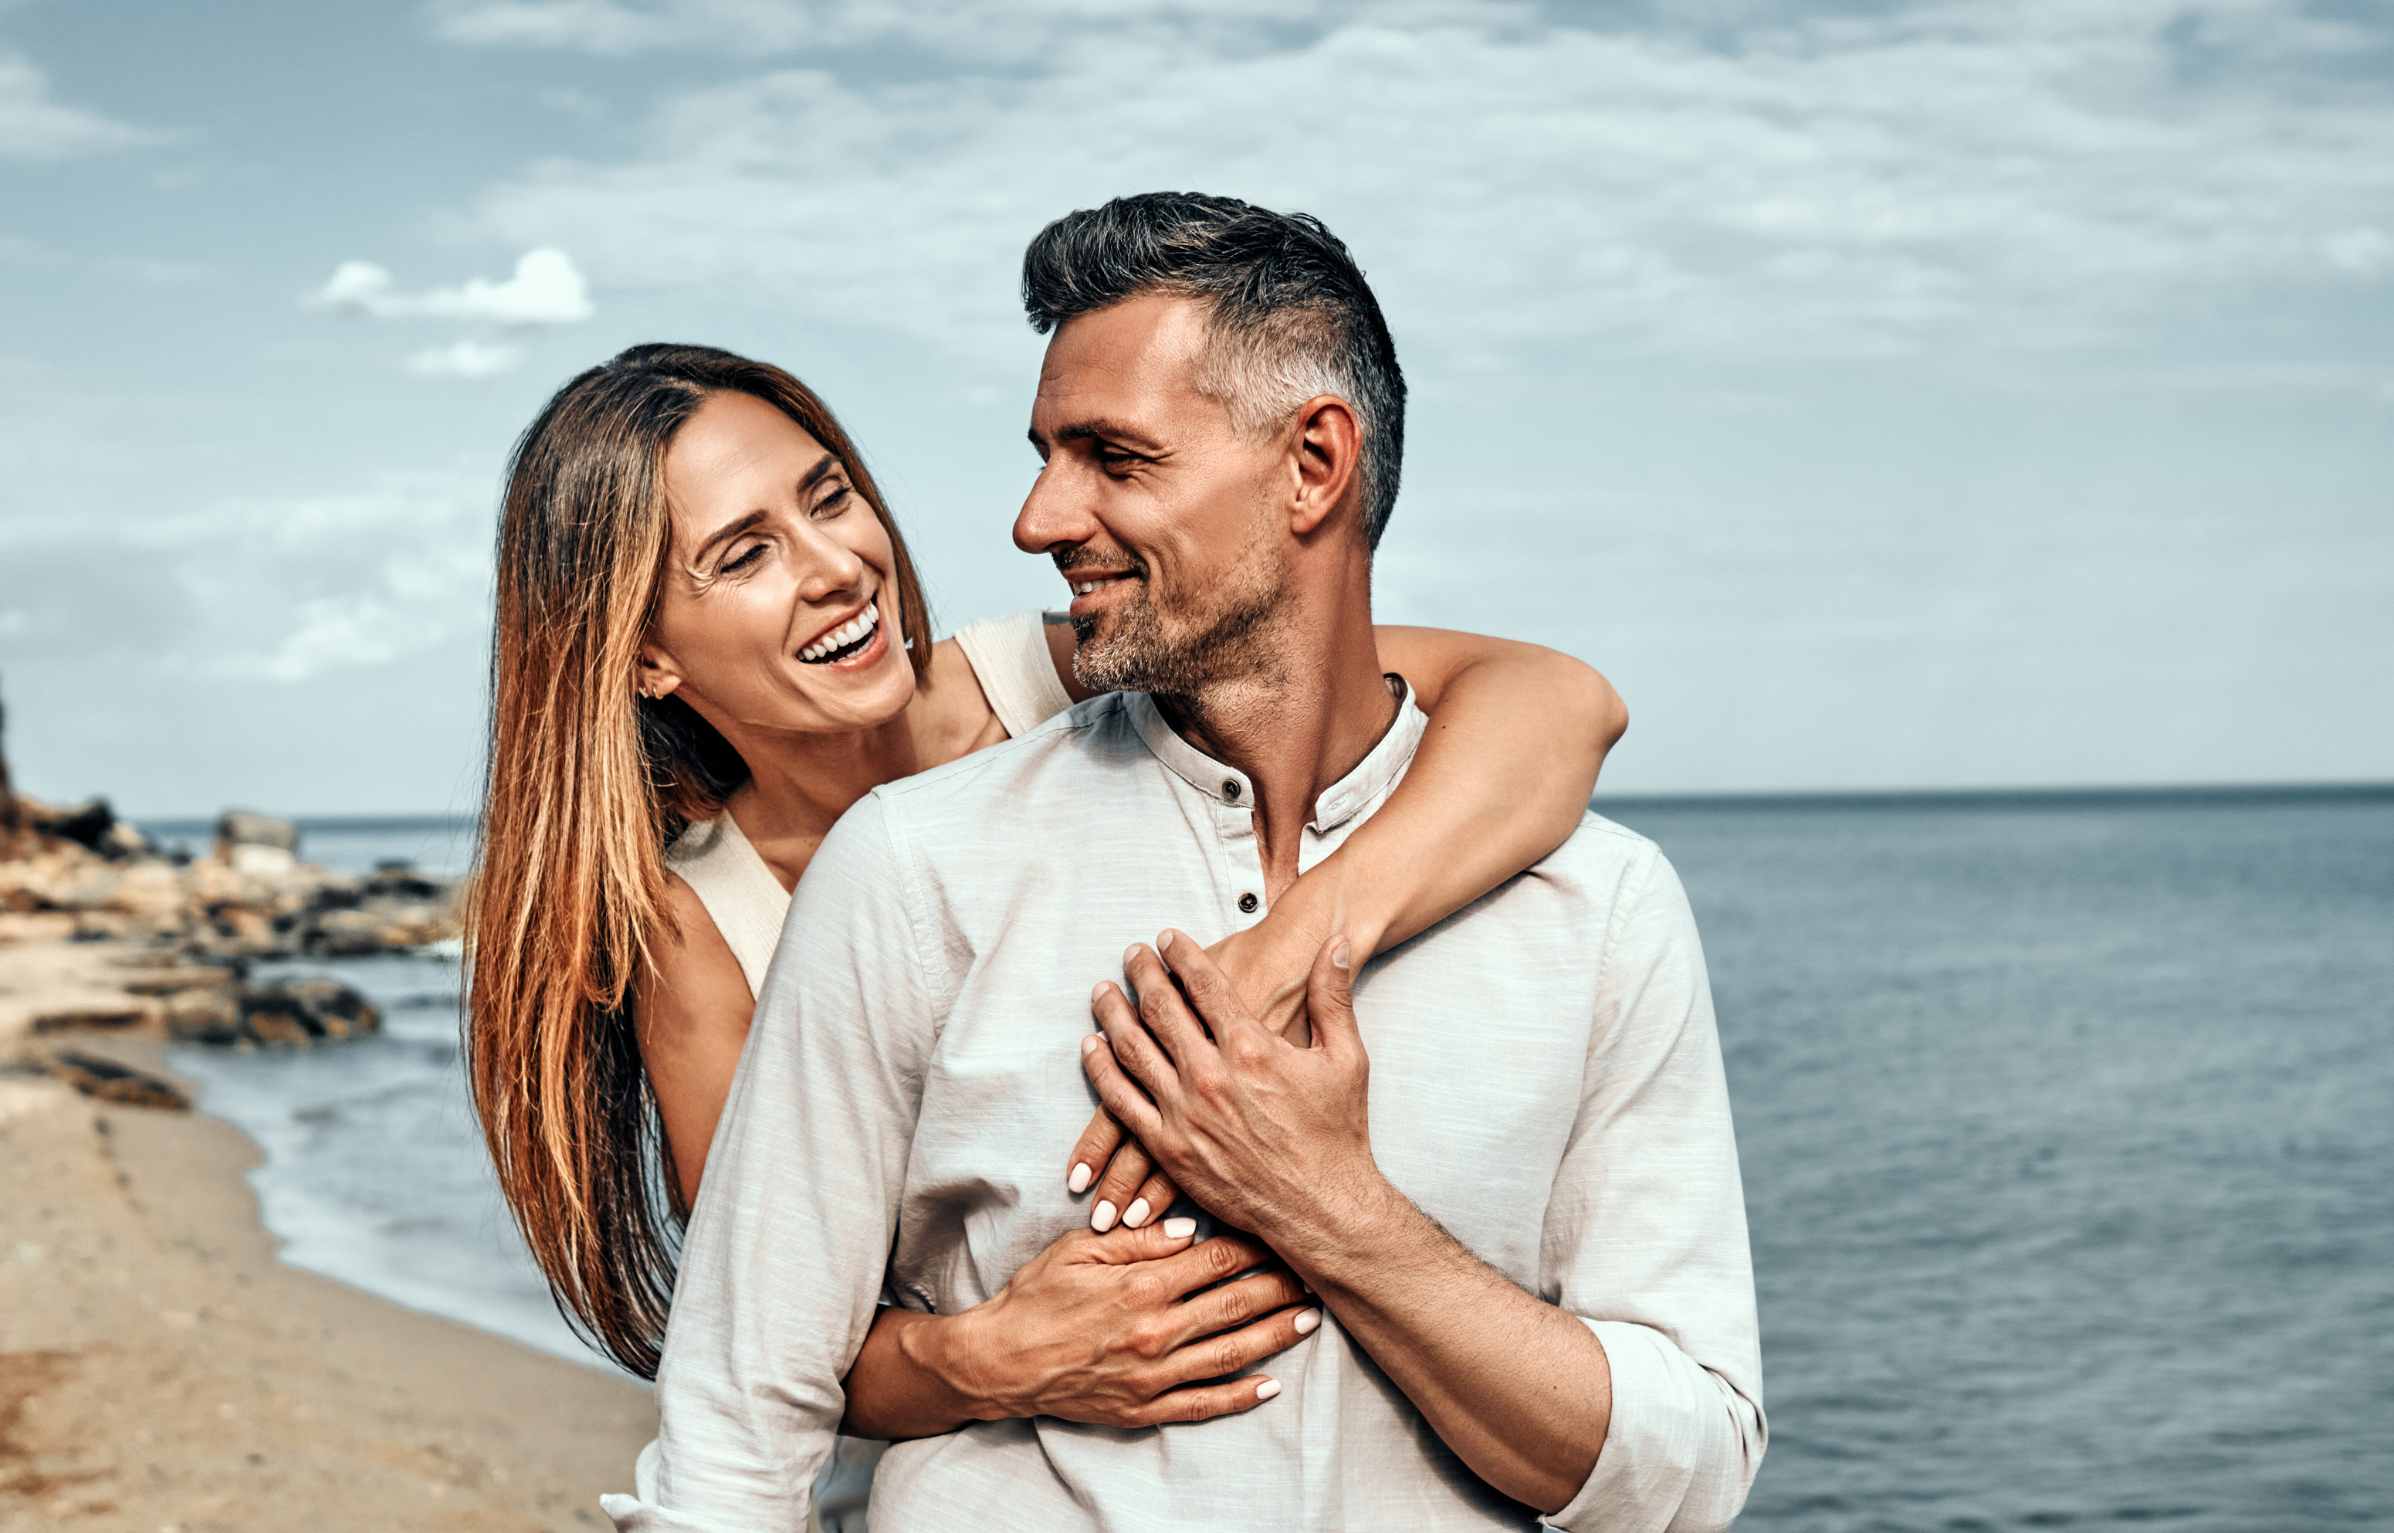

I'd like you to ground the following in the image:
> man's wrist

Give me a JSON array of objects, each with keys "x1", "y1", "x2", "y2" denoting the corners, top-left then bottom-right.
[
  {"x1": 898, "y1": 1305, "x2": 1009, "y2": 1425},
  {"x1": 1276, "y1": 1164, "x2": 1413, "y2": 1293}
]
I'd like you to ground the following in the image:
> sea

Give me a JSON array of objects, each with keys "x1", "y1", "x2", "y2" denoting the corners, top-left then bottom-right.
[{"x1": 142, "y1": 789, "x2": 2394, "y2": 1530}]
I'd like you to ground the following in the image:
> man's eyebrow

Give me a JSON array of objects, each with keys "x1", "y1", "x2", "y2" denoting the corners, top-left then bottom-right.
[{"x1": 1031, "y1": 418, "x2": 1165, "y2": 454}]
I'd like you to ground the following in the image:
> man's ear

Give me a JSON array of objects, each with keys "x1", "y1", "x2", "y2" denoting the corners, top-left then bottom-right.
[
  {"x1": 1288, "y1": 395, "x2": 1362, "y2": 540},
  {"x1": 636, "y1": 644, "x2": 683, "y2": 703}
]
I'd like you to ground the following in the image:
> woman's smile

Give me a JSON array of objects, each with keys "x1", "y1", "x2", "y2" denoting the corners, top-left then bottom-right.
[{"x1": 796, "y1": 594, "x2": 888, "y2": 668}]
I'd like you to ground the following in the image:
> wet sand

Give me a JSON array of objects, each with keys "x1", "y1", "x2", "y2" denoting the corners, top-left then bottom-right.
[{"x1": 1, "y1": 940, "x2": 653, "y2": 1531}]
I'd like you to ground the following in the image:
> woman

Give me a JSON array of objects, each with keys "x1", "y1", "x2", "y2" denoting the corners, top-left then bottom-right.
[{"x1": 463, "y1": 344, "x2": 1626, "y2": 1478}]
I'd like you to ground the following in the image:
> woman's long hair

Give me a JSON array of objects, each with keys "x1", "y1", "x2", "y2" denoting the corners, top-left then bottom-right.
[{"x1": 462, "y1": 343, "x2": 934, "y2": 1377}]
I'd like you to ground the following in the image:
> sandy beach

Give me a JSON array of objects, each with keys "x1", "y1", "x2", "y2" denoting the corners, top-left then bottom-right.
[{"x1": 1, "y1": 936, "x2": 654, "y2": 1531}]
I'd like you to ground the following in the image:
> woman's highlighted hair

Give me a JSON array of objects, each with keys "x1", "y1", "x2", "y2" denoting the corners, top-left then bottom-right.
[{"x1": 462, "y1": 343, "x2": 932, "y2": 1377}]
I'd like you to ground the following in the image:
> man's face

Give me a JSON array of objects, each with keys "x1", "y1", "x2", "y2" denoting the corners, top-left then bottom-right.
[{"x1": 1014, "y1": 294, "x2": 1292, "y2": 695}]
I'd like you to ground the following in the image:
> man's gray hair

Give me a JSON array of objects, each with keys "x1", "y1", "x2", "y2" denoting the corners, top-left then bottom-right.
[{"x1": 1021, "y1": 192, "x2": 1407, "y2": 551}]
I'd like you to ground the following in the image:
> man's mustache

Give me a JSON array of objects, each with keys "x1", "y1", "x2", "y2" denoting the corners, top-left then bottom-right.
[{"x1": 1053, "y1": 548, "x2": 1146, "y2": 580}]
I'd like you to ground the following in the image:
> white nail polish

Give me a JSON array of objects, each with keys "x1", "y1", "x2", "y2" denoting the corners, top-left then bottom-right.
[
  {"x1": 1293, "y1": 1309, "x2": 1321, "y2": 1336},
  {"x1": 1123, "y1": 1198, "x2": 1151, "y2": 1227},
  {"x1": 1092, "y1": 1199, "x2": 1118, "y2": 1232},
  {"x1": 1162, "y1": 1216, "x2": 1197, "y2": 1239},
  {"x1": 1255, "y1": 1379, "x2": 1282, "y2": 1401},
  {"x1": 1068, "y1": 1162, "x2": 1093, "y2": 1194}
]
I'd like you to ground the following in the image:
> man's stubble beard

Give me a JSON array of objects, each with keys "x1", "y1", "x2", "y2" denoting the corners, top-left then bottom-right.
[{"x1": 1070, "y1": 526, "x2": 1291, "y2": 699}]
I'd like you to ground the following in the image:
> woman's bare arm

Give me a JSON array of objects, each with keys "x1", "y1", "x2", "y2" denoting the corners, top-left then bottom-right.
[
  {"x1": 634, "y1": 874, "x2": 755, "y2": 1212},
  {"x1": 1270, "y1": 624, "x2": 1626, "y2": 969},
  {"x1": 1066, "y1": 626, "x2": 1629, "y2": 1227}
]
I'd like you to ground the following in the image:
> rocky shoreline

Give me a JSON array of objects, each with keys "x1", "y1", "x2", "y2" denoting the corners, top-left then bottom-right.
[
  {"x1": 2, "y1": 794, "x2": 459, "y2": 1093},
  {"x1": 0, "y1": 706, "x2": 652, "y2": 1528}
]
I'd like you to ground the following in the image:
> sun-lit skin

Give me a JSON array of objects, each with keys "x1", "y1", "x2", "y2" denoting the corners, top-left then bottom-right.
[
  {"x1": 1015, "y1": 294, "x2": 1298, "y2": 700},
  {"x1": 637, "y1": 393, "x2": 926, "y2": 822},
  {"x1": 1016, "y1": 291, "x2": 1398, "y2": 900},
  {"x1": 599, "y1": 338, "x2": 1632, "y2": 1464}
]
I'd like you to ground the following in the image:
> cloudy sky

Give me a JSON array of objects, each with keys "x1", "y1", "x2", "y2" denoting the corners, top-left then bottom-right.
[{"x1": 2, "y1": 0, "x2": 2388, "y2": 816}]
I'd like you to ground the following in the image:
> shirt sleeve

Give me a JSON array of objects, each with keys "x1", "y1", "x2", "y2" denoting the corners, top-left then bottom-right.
[
  {"x1": 602, "y1": 792, "x2": 940, "y2": 1532},
  {"x1": 1540, "y1": 847, "x2": 1767, "y2": 1533}
]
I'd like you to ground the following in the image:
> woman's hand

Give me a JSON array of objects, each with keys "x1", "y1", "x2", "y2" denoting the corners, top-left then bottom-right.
[
  {"x1": 931, "y1": 1219, "x2": 1317, "y2": 1427},
  {"x1": 1063, "y1": 920, "x2": 1327, "y2": 1229},
  {"x1": 1081, "y1": 932, "x2": 1381, "y2": 1248}
]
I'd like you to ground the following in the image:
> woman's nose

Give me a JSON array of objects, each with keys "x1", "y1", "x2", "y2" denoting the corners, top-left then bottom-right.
[{"x1": 795, "y1": 525, "x2": 867, "y2": 601}]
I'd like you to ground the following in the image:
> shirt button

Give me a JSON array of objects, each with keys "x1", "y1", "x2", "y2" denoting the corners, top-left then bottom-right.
[
  {"x1": 1238, "y1": 892, "x2": 1260, "y2": 914},
  {"x1": 1222, "y1": 779, "x2": 1242, "y2": 801}
]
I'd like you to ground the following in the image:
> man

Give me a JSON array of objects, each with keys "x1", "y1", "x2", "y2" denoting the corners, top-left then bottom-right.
[{"x1": 607, "y1": 192, "x2": 1763, "y2": 1530}]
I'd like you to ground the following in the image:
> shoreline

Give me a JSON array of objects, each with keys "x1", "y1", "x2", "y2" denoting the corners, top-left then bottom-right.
[{"x1": 2, "y1": 939, "x2": 652, "y2": 1530}]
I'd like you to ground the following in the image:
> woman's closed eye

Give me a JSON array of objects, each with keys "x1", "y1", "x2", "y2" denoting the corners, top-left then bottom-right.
[
  {"x1": 719, "y1": 542, "x2": 766, "y2": 575},
  {"x1": 811, "y1": 483, "x2": 852, "y2": 517}
]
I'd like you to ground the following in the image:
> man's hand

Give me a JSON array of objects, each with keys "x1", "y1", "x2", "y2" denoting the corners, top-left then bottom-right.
[
  {"x1": 1060, "y1": 920, "x2": 1325, "y2": 1231},
  {"x1": 1081, "y1": 929, "x2": 1386, "y2": 1245}
]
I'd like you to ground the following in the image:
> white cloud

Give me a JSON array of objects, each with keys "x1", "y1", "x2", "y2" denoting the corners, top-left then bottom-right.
[
  {"x1": 125, "y1": 471, "x2": 491, "y2": 555},
  {"x1": 451, "y1": 3, "x2": 2394, "y2": 375},
  {"x1": 2324, "y1": 227, "x2": 2392, "y2": 278},
  {"x1": 428, "y1": 0, "x2": 685, "y2": 54},
  {"x1": 107, "y1": 255, "x2": 208, "y2": 286},
  {"x1": 424, "y1": 0, "x2": 1314, "y2": 57},
  {"x1": 0, "y1": 48, "x2": 160, "y2": 160},
  {"x1": 172, "y1": 475, "x2": 495, "y2": 684},
  {"x1": 231, "y1": 519, "x2": 493, "y2": 684},
  {"x1": 404, "y1": 338, "x2": 527, "y2": 377},
  {"x1": 536, "y1": 85, "x2": 605, "y2": 116},
  {"x1": 1, "y1": 466, "x2": 496, "y2": 685},
  {"x1": 306, "y1": 247, "x2": 594, "y2": 326}
]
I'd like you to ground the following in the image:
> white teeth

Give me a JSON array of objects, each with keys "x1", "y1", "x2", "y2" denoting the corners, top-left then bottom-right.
[
  {"x1": 799, "y1": 602, "x2": 879, "y2": 662},
  {"x1": 1073, "y1": 581, "x2": 1100, "y2": 595}
]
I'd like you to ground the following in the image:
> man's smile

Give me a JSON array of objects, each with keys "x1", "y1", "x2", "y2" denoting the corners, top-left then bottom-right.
[{"x1": 1062, "y1": 566, "x2": 1140, "y2": 618}]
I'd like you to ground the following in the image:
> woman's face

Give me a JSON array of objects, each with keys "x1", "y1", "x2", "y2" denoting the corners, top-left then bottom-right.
[{"x1": 639, "y1": 390, "x2": 916, "y2": 739}]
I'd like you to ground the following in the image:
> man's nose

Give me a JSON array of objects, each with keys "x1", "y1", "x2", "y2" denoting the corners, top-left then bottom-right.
[{"x1": 1013, "y1": 463, "x2": 1096, "y2": 556}]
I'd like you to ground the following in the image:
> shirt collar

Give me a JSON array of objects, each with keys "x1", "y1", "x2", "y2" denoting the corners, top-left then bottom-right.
[{"x1": 1123, "y1": 675, "x2": 1427, "y2": 833}]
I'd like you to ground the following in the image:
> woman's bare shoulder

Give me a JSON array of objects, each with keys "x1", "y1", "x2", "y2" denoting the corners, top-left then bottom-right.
[
  {"x1": 636, "y1": 870, "x2": 751, "y2": 1054},
  {"x1": 908, "y1": 634, "x2": 1009, "y2": 765}
]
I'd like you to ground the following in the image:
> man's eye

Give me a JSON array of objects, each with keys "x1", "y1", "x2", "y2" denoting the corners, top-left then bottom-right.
[
  {"x1": 1097, "y1": 451, "x2": 1137, "y2": 475},
  {"x1": 721, "y1": 544, "x2": 765, "y2": 574}
]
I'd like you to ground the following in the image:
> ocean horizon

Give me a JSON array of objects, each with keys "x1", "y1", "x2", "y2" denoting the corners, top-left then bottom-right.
[
  {"x1": 131, "y1": 778, "x2": 2394, "y2": 865},
  {"x1": 154, "y1": 786, "x2": 2394, "y2": 1528}
]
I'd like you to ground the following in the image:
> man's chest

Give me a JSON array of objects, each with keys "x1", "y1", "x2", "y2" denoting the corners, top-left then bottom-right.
[{"x1": 900, "y1": 899, "x2": 1594, "y2": 1300}]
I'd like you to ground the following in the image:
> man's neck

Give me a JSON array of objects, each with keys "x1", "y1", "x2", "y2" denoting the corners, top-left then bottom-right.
[{"x1": 1157, "y1": 584, "x2": 1395, "y2": 901}]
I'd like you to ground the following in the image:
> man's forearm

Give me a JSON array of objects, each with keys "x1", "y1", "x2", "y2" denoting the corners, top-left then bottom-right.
[
  {"x1": 1275, "y1": 1176, "x2": 1614, "y2": 1515},
  {"x1": 840, "y1": 1308, "x2": 987, "y2": 1441}
]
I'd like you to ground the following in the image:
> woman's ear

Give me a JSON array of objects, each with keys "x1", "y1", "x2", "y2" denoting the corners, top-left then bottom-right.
[
  {"x1": 636, "y1": 645, "x2": 682, "y2": 702},
  {"x1": 1289, "y1": 394, "x2": 1362, "y2": 540}
]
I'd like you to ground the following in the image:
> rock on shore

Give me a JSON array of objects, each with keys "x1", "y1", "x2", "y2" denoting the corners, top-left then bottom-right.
[
  {"x1": 3, "y1": 802, "x2": 459, "y2": 967},
  {"x1": 1, "y1": 787, "x2": 455, "y2": 1107}
]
